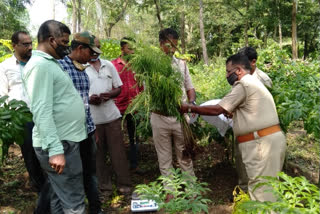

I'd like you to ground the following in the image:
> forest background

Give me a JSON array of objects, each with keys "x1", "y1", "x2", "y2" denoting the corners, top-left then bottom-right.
[{"x1": 0, "y1": 0, "x2": 319, "y2": 213}]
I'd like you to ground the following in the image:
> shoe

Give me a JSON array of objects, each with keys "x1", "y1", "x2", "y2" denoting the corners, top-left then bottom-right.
[{"x1": 165, "y1": 194, "x2": 174, "y2": 203}]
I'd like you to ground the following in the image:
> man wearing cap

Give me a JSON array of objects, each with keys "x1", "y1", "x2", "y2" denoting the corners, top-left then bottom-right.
[
  {"x1": 58, "y1": 31, "x2": 102, "y2": 214},
  {"x1": 22, "y1": 20, "x2": 87, "y2": 213},
  {"x1": 86, "y1": 38, "x2": 132, "y2": 198},
  {"x1": 181, "y1": 53, "x2": 286, "y2": 202}
]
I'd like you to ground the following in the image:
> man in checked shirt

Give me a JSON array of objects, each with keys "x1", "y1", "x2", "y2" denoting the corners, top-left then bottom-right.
[{"x1": 58, "y1": 31, "x2": 103, "y2": 214}]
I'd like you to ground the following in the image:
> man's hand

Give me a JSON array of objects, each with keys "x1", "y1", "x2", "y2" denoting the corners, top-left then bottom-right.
[
  {"x1": 100, "y1": 92, "x2": 111, "y2": 102},
  {"x1": 180, "y1": 103, "x2": 192, "y2": 114},
  {"x1": 89, "y1": 94, "x2": 102, "y2": 105},
  {"x1": 49, "y1": 154, "x2": 66, "y2": 174}
]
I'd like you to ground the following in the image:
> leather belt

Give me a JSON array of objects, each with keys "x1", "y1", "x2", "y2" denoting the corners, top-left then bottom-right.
[{"x1": 237, "y1": 124, "x2": 281, "y2": 143}]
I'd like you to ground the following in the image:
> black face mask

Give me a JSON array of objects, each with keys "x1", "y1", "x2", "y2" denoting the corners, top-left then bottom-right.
[
  {"x1": 55, "y1": 45, "x2": 71, "y2": 59},
  {"x1": 227, "y1": 72, "x2": 238, "y2": 86}
]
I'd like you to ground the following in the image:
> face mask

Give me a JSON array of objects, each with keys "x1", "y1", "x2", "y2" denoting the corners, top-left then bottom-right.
[
  {"x1": 90, "y1": 56, "x2": 100, "y2": 62},
  {"x1": 227, "y1": 72, "x2": 238, "y2": 86},
  {"x1": 55, "y1": 45, "x2": 71, "y2": 58}
]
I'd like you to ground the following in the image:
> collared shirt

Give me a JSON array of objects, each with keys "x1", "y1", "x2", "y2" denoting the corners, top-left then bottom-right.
[
  {"x1": 86, "y1": 59, "x2": 123, "y2": 124},
  {"x1": 219, "y1": 74, "x2": 279, "y2": 137},
  {"x1": 58, "y1": 56, "x2": 95, "y2": 134},
  {"x1": 252, "y1": 67, "x2": 272, "y2": 88},
  {"x1": 22, "y1": 50, "x2": 87, "y2": 157},
  {"x1": 0, "y1": 54, "x2": 29, "y2": 104},
  {"x1": 172, "y1": 56, "x2": 194, "y2": 102},
  {"x1": 111, "y1": 57, "x2": 143, "y2": 114}
]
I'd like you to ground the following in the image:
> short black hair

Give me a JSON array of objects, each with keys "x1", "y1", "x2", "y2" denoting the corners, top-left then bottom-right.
[
  {"x1": 120, "y1": 37, "x2": 135, "y2": 48},
  {"x1": 159, "y1": 28, "x2": 179, "y2": 42},
  {"x1": 226, "y1": 53, "x2": 252, "y2": 71},
  {"x1": 11, "y1": 31, "x2": 29, "y2": 44},
  {"x1": 70, "y1": 40, "x2": 90, "y2": 51},
  {"x1": 238, "y1": 46, "x2": 258, "y2": 61},
  {"x1": 37, "y1": 20, "x2": 71, "y2": 43}
]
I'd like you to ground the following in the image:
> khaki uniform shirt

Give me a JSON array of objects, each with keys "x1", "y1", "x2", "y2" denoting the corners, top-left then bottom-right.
[
  {"x1": 252, "y1": 67, "x2": 272, "y2": 88},
  {"x1": 219, "y1": 74, "x2": 279, "y2": 137}
]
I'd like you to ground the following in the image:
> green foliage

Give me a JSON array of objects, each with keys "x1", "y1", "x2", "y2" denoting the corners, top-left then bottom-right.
[
  {"x1": 232, "y1": 186, "x2": 250, "y2": 214},
  {"x1": 135, "y1": 168, "x2": 211, "y2": 213},
  {"x1": 234, "y1": 172, "x2": 320, "y2": 214},
  {"x1": 258, "y1": 42, "x2": 320, "y2": 138},
  {"x1": 100, "y1": 39, "x2": 121, "y2": 60},
  {"x1": 0, "y1": 0, "x2": 30, "y2": 39},
  {"x1": 0, "y1": 39, "x2": 13, "y2": 63},
  {"x1": 0, "y1": 96, "x2": 32, "y2": 165},
  {"x1": 126, "y1": 43, "x2": 183, "y2": 118}
]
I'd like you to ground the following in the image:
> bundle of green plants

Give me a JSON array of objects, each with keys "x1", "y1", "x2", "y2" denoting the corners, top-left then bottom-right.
[
  {"x1": 0, "y1": 96, "x2": 32, "y2": 165},
  {"x1": 135, "y1": 168, "x2": 211, "y2": 213},
  {"x1": 124, "y1": 42, "x2": 197, "y2": 157},
  {"x1": 233, "y1": 172, "x2": 320, "y2": 214}
]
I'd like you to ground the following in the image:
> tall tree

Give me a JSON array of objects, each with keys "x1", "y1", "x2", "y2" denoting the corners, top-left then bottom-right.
[
  {"x1": 199, "y1": 0, "x2": 208, "y2": 65},
  {"x1": 292, "y1": 0, "x2": 298, "y2": 59}
]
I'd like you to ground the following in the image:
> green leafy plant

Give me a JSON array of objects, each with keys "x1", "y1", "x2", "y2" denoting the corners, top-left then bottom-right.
[
  {"x1": 135, "y1": 168, "x2": 211, "y2": 213},
  {"x1": 0, "y1": 95, "x2": 32, "y2": 164},
  {"x1": 234, "y1": 172, "x2": 320, "y2": 214},
  {"x1": 100, "y1": 39, "x2": 121, "y2": 60}
]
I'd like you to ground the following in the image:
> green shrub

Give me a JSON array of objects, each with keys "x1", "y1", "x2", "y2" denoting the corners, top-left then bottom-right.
[
  {"x1": 0, "y1": 96, "x2": 32, "y2": 165},
  {"x1": 135, "y1": 168, "x2": 211, "y2": 213},
  {"x1": 234, "y1": 172, "x2": 320, "y2": 214},
  {"x1": 100, "y1": 39, "x2": 121, "y2": 60}
]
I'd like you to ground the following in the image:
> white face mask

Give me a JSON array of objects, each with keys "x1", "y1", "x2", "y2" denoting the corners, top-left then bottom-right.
[{"x1": 90, "y1": 56, "x2": 100, "y2": 62}]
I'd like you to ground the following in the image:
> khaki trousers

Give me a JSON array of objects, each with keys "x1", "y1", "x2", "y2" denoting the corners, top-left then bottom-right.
[
  {"x1": 239, "y1": 131, "x2": 286, "y2": 202},
  {"x1": 150, "y1": 113, "x2": 195, "y2": 177},
  {"x1": 95, "y1": 119, "x2": 131, "y2": 191}
]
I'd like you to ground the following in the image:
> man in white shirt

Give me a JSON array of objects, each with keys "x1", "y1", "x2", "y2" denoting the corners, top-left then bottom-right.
[
  {"x1": 238, "y1": 46, "x2": 272, "y2": 88},
  {"x1": 86, "y1": 38, "x2": 132, "y2": 198},
  {"x1": 0, "y1": 31, "x2": 49, "y2": 213}
]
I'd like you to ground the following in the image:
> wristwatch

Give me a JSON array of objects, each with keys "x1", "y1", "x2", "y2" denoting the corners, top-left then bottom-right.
[{"x1": 189, "y1": 101, "x2": 196, "y2": 105}]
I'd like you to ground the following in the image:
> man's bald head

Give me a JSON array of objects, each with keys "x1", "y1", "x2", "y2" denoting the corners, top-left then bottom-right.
[{"x1": 37, "y1": 20, "x2": 71, "y2": 43}]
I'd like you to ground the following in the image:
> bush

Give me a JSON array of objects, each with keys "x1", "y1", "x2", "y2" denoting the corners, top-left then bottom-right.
[
  {"x1": 0, "y1": 96, "x2": 32, "y2": 165},
  {"x1": 233, "y1": 172, "x2": 320, "y2": 214},
  {"x1": 135, "y1": 168, "x2": 211, "y2": 213}
]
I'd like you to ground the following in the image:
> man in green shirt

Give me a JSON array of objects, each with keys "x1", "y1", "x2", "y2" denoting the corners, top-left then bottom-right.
[{"x1": 23, "y1": 20, "x2": 87, "y2": 213}]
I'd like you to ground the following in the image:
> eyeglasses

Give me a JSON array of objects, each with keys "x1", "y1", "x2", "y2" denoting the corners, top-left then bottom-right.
[
  {"x1": 89, "y1": 48, "x2": 99, "y2": 56},
  {"x1": 18, "y1": 42, "x2": 32, "y2": 48},
  {"x1": 226, "y1": 67, "x2": 239, "y2": 74}
]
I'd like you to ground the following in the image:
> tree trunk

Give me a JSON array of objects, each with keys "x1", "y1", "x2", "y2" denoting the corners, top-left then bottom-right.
[
  {"x1": 95, "y1": 0, "x2": 104, "y2": 38},
  {"x1": 180, "y1": 10, "x2": 186, "y2": 54},
  {"x1": 52, "y1": 0, "x2": 55, "y2": 20},
  {"x1": 77, "y1": 0, "x2": 81, "y2": 32},
  {"x1": 154, "y1": 0, "x2": 163, "y2": 30},
  {"x1": 277, "y1": 0, "x2": 282, "y2": 49},
  {"x1": 72, "y1": 0, "x2": 77, "y2": 33},
  {"x1": 244, "y1": 0, "x2": 249, "y2": 47},
  {"x1": 292, "y1": 0, "x2": 298, "y2": 59},
  {"x1": 199, "y1": 0, "x2": 208, "y2": 65}
]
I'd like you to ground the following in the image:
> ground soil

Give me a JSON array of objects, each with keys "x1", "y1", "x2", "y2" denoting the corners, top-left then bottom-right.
[
  {"x1": 0, "y1": 125, "x2": 318, "y2": 214},
  {"x1": 0, "y1": 140, "x2": 236, "y2": 214}
]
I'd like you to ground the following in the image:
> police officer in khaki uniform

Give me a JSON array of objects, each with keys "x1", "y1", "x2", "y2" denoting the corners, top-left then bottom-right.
[{"x1": 181, "y1": 53, "x2": 286, "y2": 202}]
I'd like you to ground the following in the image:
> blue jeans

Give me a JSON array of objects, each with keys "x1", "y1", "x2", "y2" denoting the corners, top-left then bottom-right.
[{"x1": 79, "y1": 133, "x2": 101, "y2": 214}]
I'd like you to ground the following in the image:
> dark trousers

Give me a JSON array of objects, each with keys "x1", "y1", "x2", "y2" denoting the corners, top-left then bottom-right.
[
  {"x1": 79, "y1": 133, "x2": 101, "y2": 214},
  {"x1": 125, "y1": 114, "x2": 139, "y2": 169},
  {"x1": 96, "y1": 118, "x2": 131, "y2": 191},
  {"x1": 20, "y1": 122, "x2": 50, "y2": 214}
]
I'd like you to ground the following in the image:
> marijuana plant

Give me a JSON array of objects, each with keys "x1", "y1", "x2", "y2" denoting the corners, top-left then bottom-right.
[{"x1": 135, "y1": 168, "x2": 211, "y2": 213}]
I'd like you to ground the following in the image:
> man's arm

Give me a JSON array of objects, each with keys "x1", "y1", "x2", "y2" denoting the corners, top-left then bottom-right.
[
  {"x1": 23, "y1": 64, "x2": 65, "y2": 174},
  {"x1": 100, "y1": 87, "x2": 121, "y2": 101},
  {"x1": 0, "y1": 63, "x2": 9, "y2": 97},
  {"x1": 187, "y1": 88, "x2": 196, "y2": 103},
  {"x1": 181, "y1": 103, "x2": 228, "y2": 116}
]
